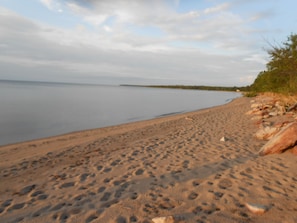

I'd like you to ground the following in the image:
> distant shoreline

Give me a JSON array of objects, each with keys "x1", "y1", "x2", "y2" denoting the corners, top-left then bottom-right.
[
  {"x1": 1, "y1": 80, "x2": 247, "y2": 92},
  {"x1": 120, "y1": 84, "x2": 247, "y2": 92}
]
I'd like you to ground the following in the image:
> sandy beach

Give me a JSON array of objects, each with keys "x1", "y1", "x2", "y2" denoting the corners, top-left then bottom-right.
[{"x1": 0, "y1": 97, "x2": 297, "y2": 223}]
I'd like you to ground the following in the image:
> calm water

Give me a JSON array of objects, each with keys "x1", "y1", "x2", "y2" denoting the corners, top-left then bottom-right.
[{"x1": 0, "y1": 80, "x2": 240, "y2": 146}]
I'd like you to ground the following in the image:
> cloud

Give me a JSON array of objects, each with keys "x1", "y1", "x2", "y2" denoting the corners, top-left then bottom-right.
[
  {"x1": 40, "y1": 0, "x2": 63, "y2": 12},
  {"x1": 34, "y1": 0, "x2": 282, "y2": 55},
  {"x1": 204, "y1": 2, "x2": 231, "y2": 14},
  {"x1": 250, "y1": 10, "x2": 276, "y2": 21},
  {"x1": 0, "y1": 2, "x2": 270, "y2": 86},
  {"x1": 65, "y1": 1, "x2": 253, "y2": 54},
  {"x1": 43, "y1": 1, "x2": 243, "y2": 54},
  {"x1": 40, "y1": 0, "x2": 53, "y2": 9},
  {"x1": 243, "y1": 54, "x2": 268, "y2": 64}
]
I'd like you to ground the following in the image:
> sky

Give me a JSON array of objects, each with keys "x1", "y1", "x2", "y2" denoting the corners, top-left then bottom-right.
[{"x1": 0, "y1": 0, "x2": 296, "y2": 86}]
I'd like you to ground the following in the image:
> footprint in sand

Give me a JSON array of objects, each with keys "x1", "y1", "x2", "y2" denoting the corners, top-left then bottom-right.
[
  {"x1": 130, "y1": 192, "x2": 138, "y2": 200},
  {"x1": 31, "y1": 205, "x2": 51, "y2": 218},
  {"x1": 51, "y1": 202, "x2": 66, "y2": 211},
  {"x1": 2, "y1": 199, "x2": 13, "y2": 208},
  {"x1": 60, "y1": 182, "x2": 75, "y2": 188},
  {"x1": 218, "y1": 178, "x2": 232, "y2": 189},
  {"x1": 36, "y1": 193, "x2": 48, "y2": 200},
  {"x1": 7, "y1": 202, "x2": 26, "y2": 212},
  {"x1": 80, "y1": 173, "x2": 89, "y2": 182},
  {"x1": 188, "y1": 192, "x2": 198, "y2": 200},
  {"x1": 103, "y1": 167, "x2": 112, "y2": 173},
  {"x1": 96, "y1": 165, "x2": 103, "y2": 171},
  {"x1": 103, "y1": 177, "x2": 113, "y2": 183},
  {"x1": 113, "y1": 179, "x2": 125, "y2": 186},
  {"x1": 100, "y1": 198, "x2": 119, "y2": 208},
  {"x1": 214, "y1": 173, "x2": 222, "y2": 179},
  {"x1": 85, "y1": 214, "x2": 98, "y2": 223},
  {"x1": 158, "y1": 198, "x2": 176, "y2": 210},
  {"x1": 149, "y1": 192, "x2": 158, "y2": 201},
  {"x1": 100, "y1": 192, "x2": 111, "y2": 201},
  {"x1": 31, "y1": 190, "x2": 44, "y2": 197},
  {"x1": 193, "y1": 203, "x2": 220, "y2": 220},
  {"x1": 73, "y1": 194, "x2": 85, "y2": 201},
  {"x1": 97, "y1": 186, "x2": 106, "y2": 193},
  {"x1": 120, "y1": 182, "x2": 130, "y2": 190},
  {"x1": 213, "y1": 191, "x2": 224, "y2": 200},
  {"x1": 192, "y1": 180, "x2": 201, "y2": 187},
  {"x1": 129, "y1": 215, "x2": 138, "y2": 222},
  {"x1": 143, "y1": 203, "x2": 159, "y2": 215},
  {"x1": 131, "y1": 150, "x2": 139, "y2": 156},
  {"x1": 56, "y1": 211, "x2": 70, "y2": 222},
  {"x1": 116, "y1": 216, "x2": 127, "y2": 223},
  {"x1": 135, "y1": 168, "x2": 144, "y2": 175},
  {"x1": 192, "y1": 205, "x2": 203, "y2": 215},
  {"x1": 110, "y1": 159, "x2": 121, "y2": 166},
  {"x1": 115, "y1": 189, "x2": 123, "y2": 199},
  {"x1": 19, "y1": 184, "x2": 36, "y2": 196}
]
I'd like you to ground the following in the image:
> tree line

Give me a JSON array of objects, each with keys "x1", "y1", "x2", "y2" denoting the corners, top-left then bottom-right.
[{"x1": 145, "y1": 85, "x2": 249, "y2": 92}]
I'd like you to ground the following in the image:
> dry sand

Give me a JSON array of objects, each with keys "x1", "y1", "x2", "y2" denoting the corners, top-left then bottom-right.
[{"x1": 0, "y1": 97, "x2": 296, "y2": 223}]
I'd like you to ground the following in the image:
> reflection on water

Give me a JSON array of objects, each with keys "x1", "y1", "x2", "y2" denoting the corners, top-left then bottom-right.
[{"x1": 0, "y1": 80, "x2": 240, "y2": 145}]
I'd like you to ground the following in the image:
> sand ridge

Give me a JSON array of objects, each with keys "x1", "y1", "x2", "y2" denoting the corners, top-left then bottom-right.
[{"x1": 0, "y1": 97, "x2": 297, "y2": 223}]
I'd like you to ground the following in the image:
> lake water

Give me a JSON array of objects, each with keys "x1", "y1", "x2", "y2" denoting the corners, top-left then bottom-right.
[{"x1": 0, "y1": 80, "x2": 240, "y2": 146}]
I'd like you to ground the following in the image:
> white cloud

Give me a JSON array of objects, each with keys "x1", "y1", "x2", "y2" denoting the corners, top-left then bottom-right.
[
  {"x1": 84, "y1": 15, "x2": 109, "y2": 26},
  {"x1": 1, "y1": 1, "x2": 275, "y2": 86},
  {"x1": 40, "y1": 0, "x2": 52, "y2": 9},
  {"x1": 55, "y1": 0, "x2": 251, "y2": 54},
  {"x1": 66, "y1": 2, "x2": 87, "y2": 14},
  {"x1": 240, "y1": 75, "x2": 257, "y2": 84},
  {"x1": 249, "y1": 10, "x2": 275, "y2": 21},
  {"x1": 204, "y1": 2, "x2": 231, "y2": 14},
  {"x1": 40, "y1": 0, "x2": 63, "y2": 12},
  {"x1": 243, "y1": 54, "x2": 268, "y2": 65}
]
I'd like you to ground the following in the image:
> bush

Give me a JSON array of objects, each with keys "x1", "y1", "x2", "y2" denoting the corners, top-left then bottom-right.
[{"x1": 243, "y1": 92, "x2": 258, "y2": 97}]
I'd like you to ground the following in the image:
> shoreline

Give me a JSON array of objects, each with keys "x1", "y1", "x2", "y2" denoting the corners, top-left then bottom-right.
[
  {"x1": 0, "y1": 100, "x2": 235, "y2": 170},
  {"x1": 0, "y1": 96, "x2": 239, "y2": 148},
  {"x1": 0, "y1": 83, "x2": 240, "y2": 147},
  {"x1": 1, "y1": 97, "x2": 297, "y2": 223}
]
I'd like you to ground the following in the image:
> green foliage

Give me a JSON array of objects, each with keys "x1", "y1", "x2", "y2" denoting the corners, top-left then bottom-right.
[
  {"x1": 251, "y1": 34, "x2": 297, "y2": 94},
  {"x1": 243, "y1": 91, "x2": 258, "y2": 97}
]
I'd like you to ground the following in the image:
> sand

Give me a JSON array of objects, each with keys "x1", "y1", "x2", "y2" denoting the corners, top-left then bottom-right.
[{"x1": 0, "y1": 97, "x2": 297, "y2": 223}]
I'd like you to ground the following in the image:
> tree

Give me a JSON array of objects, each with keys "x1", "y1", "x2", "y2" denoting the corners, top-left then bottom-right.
[{"x1": 251, "y1": 34, "x2": 297, "y2": 94}]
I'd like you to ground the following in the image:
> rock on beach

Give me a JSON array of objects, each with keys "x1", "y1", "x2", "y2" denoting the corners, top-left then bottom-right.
[
  {"x1": 259, "y1": 122, "x2": 297, "y2": 155},
  {"x1": 152, "y1": 216, "x2": 175, "y2": 223},
  {"x1": 245, "y1": 203, "x2": 269, "y2": 214}
]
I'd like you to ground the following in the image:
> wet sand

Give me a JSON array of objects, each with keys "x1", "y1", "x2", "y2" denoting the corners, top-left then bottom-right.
[{"x1": 0, "y1": 97, "x2": 296, "y2": 223}]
